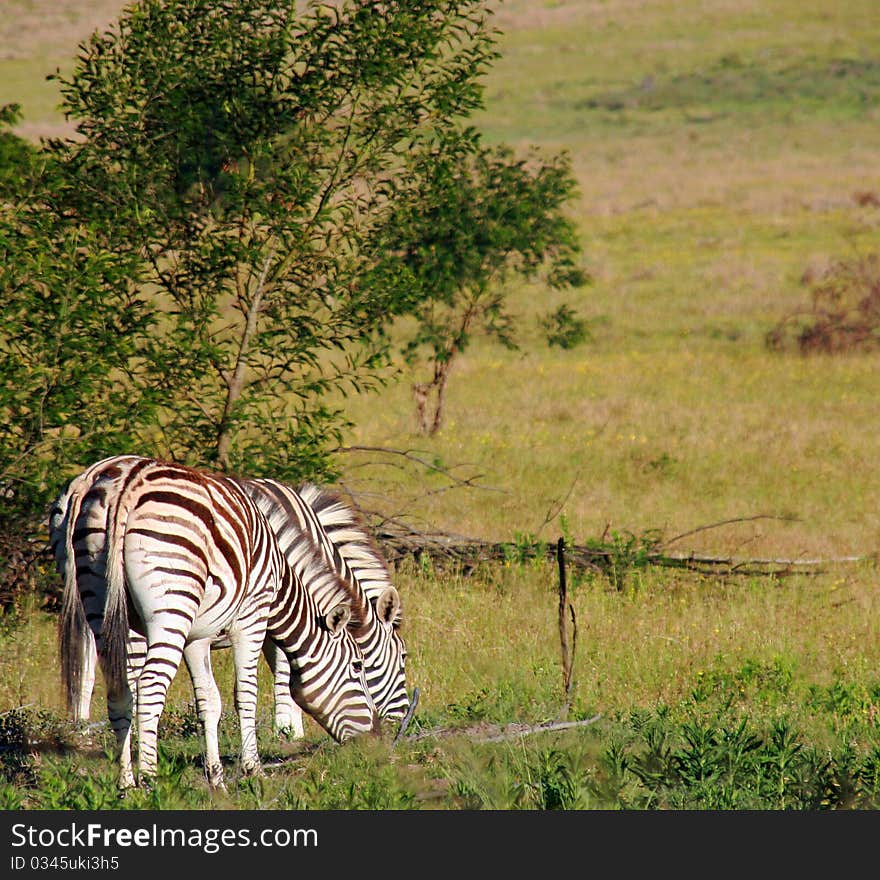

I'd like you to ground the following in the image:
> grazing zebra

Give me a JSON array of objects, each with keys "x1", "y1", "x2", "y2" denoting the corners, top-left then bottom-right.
[
  {"x1": 51, "y1": 457, "x2": 409, "y2": 739},
  {"x1": 58, "y1": 458, "x2": 379, "y2": 789},
  {"x1": 50, "y1": 454, "x2": 279, "y2": 728},
  {"x1": 243, "y1": 478, "x2": 408, "y2": 739},
  {"x1": 50, "y1": 455, "x2": 142, "y2": 722}
]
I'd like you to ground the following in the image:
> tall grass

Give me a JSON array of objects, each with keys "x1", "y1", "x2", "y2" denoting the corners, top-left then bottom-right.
[{"x1": 3, "y1": 558, "x2": 880, "y2": 809}]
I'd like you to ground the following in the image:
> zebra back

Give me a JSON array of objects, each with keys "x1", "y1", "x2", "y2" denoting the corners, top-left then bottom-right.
[
  {"x1": 244, "y1": 478, "x2": 377, "y2": 635},
  {"x1": 246, "y1": 478, "x2": 399, "y2": 615}
]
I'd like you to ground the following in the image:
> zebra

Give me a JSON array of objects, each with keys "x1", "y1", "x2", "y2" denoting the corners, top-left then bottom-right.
[
  {"x1": 50, "y1": 454, "x2": 143, "y2": 723},
  {"x1": 243, "y1": 478, "x2": 408, "y2": 739},
  {"x1": 50, "y1": 454, "x2": 286, "y2": 730},
  {"x1": 58, "y1": 457, "x2": 379, "y2": 789},
  {"x1": 51, "y1": 457, "x2": 409, "y2": 739}
]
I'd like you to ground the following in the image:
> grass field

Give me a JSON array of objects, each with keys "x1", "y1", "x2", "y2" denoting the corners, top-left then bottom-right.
[{"x1": 2, "y1": 0, "x2": 880, "y2": 810}]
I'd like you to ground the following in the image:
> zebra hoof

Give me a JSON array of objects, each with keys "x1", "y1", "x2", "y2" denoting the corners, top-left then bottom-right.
[
  {"x1": 140, "y1": 775, "x2": 156, "y2": 791},
  {"x1": 205, "y1": 763, "x2": 226, "y2": 789},
  {"x1": 117, "y1": 771, "x2": 136, "y2": 792},
  {"x1": 241, "y1": 762, "x2": 263, "y2": 779}
]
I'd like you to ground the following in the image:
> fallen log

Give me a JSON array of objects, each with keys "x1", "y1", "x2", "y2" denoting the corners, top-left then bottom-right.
[{"x1": 371, "y1": 521, "x2": 874, "y2": 580}]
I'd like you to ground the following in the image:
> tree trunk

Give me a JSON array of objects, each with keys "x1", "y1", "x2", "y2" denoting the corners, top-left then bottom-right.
[
  {"x1": 429, "y1": 358, "x2": 452, "y2": 436},
  {"x1": 215, "y1": 260, "x2": 270, "y2": 468},
  {"x1": 412, "y1": 382, "x2": 432, "y2": 436},
  {"x1": 412, "y1": 352, "x2": 456, "y2": 436}
]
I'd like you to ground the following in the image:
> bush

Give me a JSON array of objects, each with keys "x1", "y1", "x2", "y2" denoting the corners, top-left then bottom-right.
[
  {"x1": 540, "y1": 303, "x2": 591, "y2": 350},
  {"x1": 767, "y1": 253, "x2": 880, "y2": 354}
]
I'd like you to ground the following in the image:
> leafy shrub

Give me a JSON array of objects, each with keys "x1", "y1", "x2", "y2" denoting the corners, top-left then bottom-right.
[
  {"x1": 585, "y1": 528, "x2": 664, "y2": 591},
  {"x1": 540, "y1": 303, "x2": 592, "y2": 349},
  {"x1": 32, "y1": 757, "x2": 122, "y2": 810},
  {"x1": 0, "y1": 706, "x2": 72, "y2": 787},
  {"x1": 621, "y1": 713, "x2": 858, "y2": 809},
  {"x1": 767, "y1": 253, "x2": 880, "y2": 354}
]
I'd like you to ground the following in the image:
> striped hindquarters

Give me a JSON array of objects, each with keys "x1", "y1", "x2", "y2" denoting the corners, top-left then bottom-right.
[{"x1": 53, "y1": 455, "x2": 143, "y2": 719}]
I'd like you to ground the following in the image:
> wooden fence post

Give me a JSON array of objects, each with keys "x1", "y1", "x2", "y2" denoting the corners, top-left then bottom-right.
[{"x1": 556, "y1": 537, "x2": 577, "y2": 716}]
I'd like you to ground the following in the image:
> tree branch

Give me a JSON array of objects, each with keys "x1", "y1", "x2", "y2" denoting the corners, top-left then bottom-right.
[
  {"x1": 403, "y1": 713, "x2": 603, "y2": 744},
  {"x1": 662, "y1": 514, "x2": 799, "y2": 548}
]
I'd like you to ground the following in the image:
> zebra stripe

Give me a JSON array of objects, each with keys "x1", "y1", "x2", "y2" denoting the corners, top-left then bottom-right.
[
  {"x1": 51, "y1": 455, "x2": 144, "y2": 722},
  {"x1": 297, "y1": 482, "x2": 402, "y2": 624},
  {"x1": 244, "y1": 478, "x2": 408, "y2": 737},
  {"x1": 52, "y1": 457, "x2": 410, "y2": 741},
  {"x1": 59, "y1": 458, "x2": 378, "y2": 789}
]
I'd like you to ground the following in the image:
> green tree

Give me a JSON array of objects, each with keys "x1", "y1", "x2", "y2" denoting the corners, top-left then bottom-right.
[
  {"x1": 0, "y1": 107, "x2": 152, "y2": 593},
  {"x1": 48, "y1": 0, "x2": 500, "y2": 479},
  {"x1": 378, "y1": 137, "x2": 588, "y2": 435},
  {"x1": 0, "y1": 105, "x2": 39, "y2": 200}
]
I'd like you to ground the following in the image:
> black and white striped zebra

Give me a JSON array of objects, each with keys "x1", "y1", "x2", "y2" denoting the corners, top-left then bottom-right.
[
  {"x1": 50, "y1": 454, "x2": 292, "y2": 731},
  {"x1": 243, "y1": 478, "x2": 408, "y2": 739},
  {"x1": 51, "y1": 457, "x2": 409, "y2": 740},
  {"x1": 51, "y1": 455, "x2": 142, "y2": 723},
  {"x1": 58, "y1": 458, "x2": 379, "y2": 788}
]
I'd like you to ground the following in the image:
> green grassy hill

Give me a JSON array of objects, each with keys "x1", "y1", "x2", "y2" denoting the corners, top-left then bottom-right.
[
  {"x1": 339, "y1": 0, "x2": 880, "y2": 561},
  {"x1": 4, "y1": 0, "x2": 879, "y2": 559}
]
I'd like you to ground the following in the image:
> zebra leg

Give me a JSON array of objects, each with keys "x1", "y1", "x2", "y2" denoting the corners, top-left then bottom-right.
[
  {"x1": 183, "y1": 639, "x2": 226, "y2": 789},
  {"x1": 135, "y1": 635, "x2": 187, "y2": 787},
  {"x1": 126, "y1": 630, "x2": 147, "y2": 732},
  {"x1": 81, "y1": 630, "x2": 145, "y2": 728},
  {"x1": 231, "y1": 631, "x2": 265, "y2": 777},
  {"x1": 105, "y1": 674, "x2": 135, "y2": 790},
  {"x1": 262, "y1": 639, "x2": 303, "y2": 739},
  {"x1": 94, "y1": 622, "x2": 135, "y2": 790}
]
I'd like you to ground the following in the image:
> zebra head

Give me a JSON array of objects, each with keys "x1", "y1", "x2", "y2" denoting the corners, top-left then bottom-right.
[
  {"x1": 366, "y1": 586, "x2": 410, "y2": 725},
  {"x1": 284, "y1": 602, "x2": 381, "y2": 742}
]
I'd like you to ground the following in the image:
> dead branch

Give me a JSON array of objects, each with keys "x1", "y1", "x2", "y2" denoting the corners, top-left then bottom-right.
[
  {"x1": 321, "y1": 447, "x2": 862, "y2": 582},
  {"x1": 663, "y1": 514, "x2": 800, "y2": 547},
  {"x1": 403, "y1": 714, "x2": 603, "y2": 745},
  {"x1": 473, "y1": 715, "x2": 602, "y2": 744},
  {"x1": 333, "y1": 444, "x2": 503, "y2": 494},
  {"x1": 261, "y1": 713, "x2": 606, "y2": 773},
  {"x1": 538, "y1": 468, "x2": 582, "y2": 535}
]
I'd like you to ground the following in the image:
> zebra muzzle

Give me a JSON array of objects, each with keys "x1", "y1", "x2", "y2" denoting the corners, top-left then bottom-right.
[{"x1": 392, "y1": 685, "x2": 420, "y2": 747}]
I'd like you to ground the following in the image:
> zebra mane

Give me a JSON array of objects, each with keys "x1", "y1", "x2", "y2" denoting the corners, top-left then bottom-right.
[
  {"x1": 295, "y1": 482, "x2": 396, "y2": 602},
  {"x1": 270, "y1": 508, "x2": 372, "y2": 633}
]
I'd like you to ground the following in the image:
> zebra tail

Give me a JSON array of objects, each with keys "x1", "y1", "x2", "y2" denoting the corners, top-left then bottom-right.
[
  {"x1": 58, "y1": 485, "x2": 91, "y2": 722},
  {"x1": 102, "y1": 479, "x2": 131, "y2": 696}
]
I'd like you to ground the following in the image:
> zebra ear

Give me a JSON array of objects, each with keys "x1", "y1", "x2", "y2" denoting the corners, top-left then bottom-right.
[
  {"x1": 374, "y1": 587, "x2": 401, "y2": 629},
  {"x1": 323, "y1": 604, "x2": 351, "y2": 636}
]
